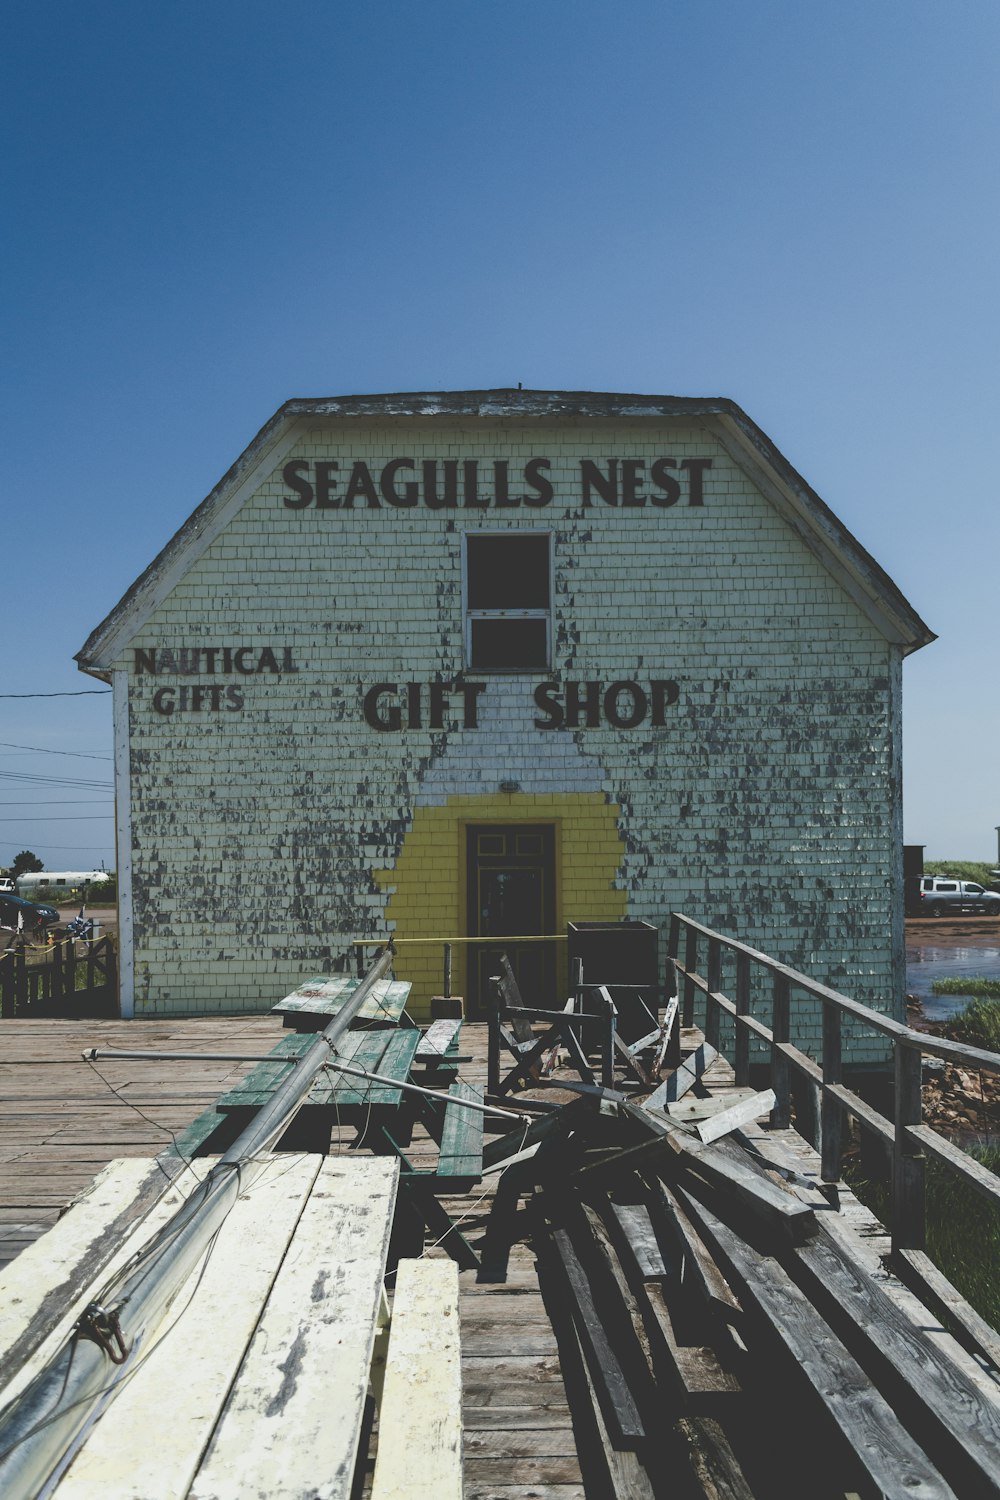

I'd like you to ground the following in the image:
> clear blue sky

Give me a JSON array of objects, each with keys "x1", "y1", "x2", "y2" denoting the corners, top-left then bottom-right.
[{"x1": 3, "y1": 1, "x2": 998, "y2": 871}]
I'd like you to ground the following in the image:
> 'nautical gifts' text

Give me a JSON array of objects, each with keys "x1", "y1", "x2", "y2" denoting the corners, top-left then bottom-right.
[{"x1": 134, "y1": 645, "x2": 298, "y2": 714}]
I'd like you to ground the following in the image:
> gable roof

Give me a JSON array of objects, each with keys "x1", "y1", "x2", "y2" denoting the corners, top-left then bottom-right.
[{"x1": 76, "y1": 390, "x2": 935, "y2": 673}]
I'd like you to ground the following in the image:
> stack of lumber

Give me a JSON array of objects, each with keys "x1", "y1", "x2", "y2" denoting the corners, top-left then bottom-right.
[{"x1": 496, "y1": 1091, "x2": 1000, "y2": 1500}]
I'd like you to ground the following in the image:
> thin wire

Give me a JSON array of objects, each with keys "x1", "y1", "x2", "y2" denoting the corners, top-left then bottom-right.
[
  {"x1": 83, "y1": 1057, "x2": 204, "y2": 1192},
  {"x1": 0, "y1": 817, "x2": 113, "y2": 823},
  {"x1": 0, "y1": 1138, "x2": 331, "y2": 1470},
  {"x1": 382, "y1": 1114, "x2": 532, "y2": 1284},
  {"x1": 0, "y1": 773, "x2": 112, "y2": 788},
  {"x1": 0, "y1": 800, "x2": 114, "y2": 807},
  {"x1": 0, "y1": 1214, "x2": 228, "y2": 1465},
  {"x1": 71, "y1": 1061, "x2": 322, "y2": 1323},
  {"x1": 0, "y1": 744, "x2": 113, "y2": 762}
]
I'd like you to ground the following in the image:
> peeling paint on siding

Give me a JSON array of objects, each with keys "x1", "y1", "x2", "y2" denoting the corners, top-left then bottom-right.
[{"x1": 97, "y1": 415, "x2": 923, "y2": 1063}]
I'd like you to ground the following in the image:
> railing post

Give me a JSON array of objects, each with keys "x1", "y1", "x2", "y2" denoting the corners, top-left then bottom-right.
[
  {"x1": 770, "y1": 972, "x2": 791, "y2": 1129},
  {"x1": 734, "y1": 951, "x2": 751, "y2": 1087},
  {"x1": 443, "y1": 943, "x2": 452, "y2": 1000},
  {"x1": 665, "y1": 951, "x2": 682, "y2": 1070},
  {"x1": 0, "y1": 954, "x2": 12, "y2": 1019},
  {"x1": 892, "y1": 1040, "x2": 926, "y2": 1254},
  {"x1": 706, "y1": 938, "x2": 721, "y2": 1053},
  {"x1": 487, "y1": 989, "x2": 500, "y2": 1095},
  {"x1": 683, "y1": 927, "x2": 697, "y2": 1029},
  {"x1": 667, "y1": 913, "x2": 680, "y2": 960},
  {"x1": 64, "y1": 940, "x2": 75, "y2": 1004},
  {"x1": 108, "y1": 937, "x2": 119, "y2": 1017},
  {"x1": 820, "y1": 1000, "x2": 843, "y2": 1183},
  {"x1": 356, "y1": 943, "x2": 365, "y2": 979},
  {"x1": 601, "y1": 990, "x2": 617, "y2": 1090}
]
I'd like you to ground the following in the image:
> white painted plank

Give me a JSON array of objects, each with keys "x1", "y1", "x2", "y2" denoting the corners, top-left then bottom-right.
[
  {"x1": 0, "y1": 1159, "x2": 212, "y2": 1408},
  {"x1": 482, "y1": 1141, "x2": 541, "y2": 1176},
  {"x1": 53, "y1": 1154, "x2": 323, "y2": 1500},
  {"x1": 274, "y1": 978, "x2": 411, "y2": 1024},
  {"x1": 644, "y1": 1042, "x2": 719, "y2": 1109},
  {"x1": 666, "y1": 1088, "x2": 758, "y2": 1123},
  {"x1": 416, "y1": 1019, "x2": 462, "y2": 1058},
  {"x1": 625, "y1": 1027, "x2": 662, "y2": 1056},
  {"x1": 694, "y1": 1089, "x2": 776, "y2": 1145},
  {"x1": 191, "y1": 1156, "x2": 399, "y2": 1500},
  {"x1": 0, "y1": 1159, "x2": 160, "y2": 1367},
  {"x1": 371, "y1": 1259, "x2": 462, "y2": 1500}
]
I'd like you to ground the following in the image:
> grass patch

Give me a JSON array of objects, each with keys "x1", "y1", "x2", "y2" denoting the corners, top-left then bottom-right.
[
  {"x1": 924, "y1": 860, "x2": 997, "y2": 887},
  {"x1": 939, "y1": 996, "x2": 1000, "y2": 1051},
  {"x1": 926, "y1": 1145, "x2": 1000, "y2": 1329},
  {"x1": 847, "y1": 1145, "x2": 1000, "y2": 1330},
  {"x1": 932, "y1": 977, "x2": 1000, "y2": 999}
]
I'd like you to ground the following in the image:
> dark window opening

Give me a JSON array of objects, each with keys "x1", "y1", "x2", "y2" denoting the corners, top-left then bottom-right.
[
  {"x1": 465, "y1": 533, "x2": 551, "y2": 671},
  {"x1": 467, "y1": 534, "x2": 550, "y2": 610},
  {"x1": 470, "y1": 618, "x2": 548, "y2": 669}
]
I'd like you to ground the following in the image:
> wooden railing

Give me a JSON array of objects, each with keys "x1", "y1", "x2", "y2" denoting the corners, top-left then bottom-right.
[
  {"x1": 668, "y1": 913, "x2": 1000, "y2": 1259},
  {"x1": 0, "y1": 935, "x2": 118, "y2": 1019}
]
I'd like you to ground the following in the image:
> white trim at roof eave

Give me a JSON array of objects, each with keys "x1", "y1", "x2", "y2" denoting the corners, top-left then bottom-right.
[
  {"x1": 703, "y1": 413, "x2": 935, "y2": 654},
  {"x1": 79, "y1": 416, "x2": 308, "y2": 672}
]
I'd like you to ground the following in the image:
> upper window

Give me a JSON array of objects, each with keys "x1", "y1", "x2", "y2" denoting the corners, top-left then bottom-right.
[{"x1": 464, "y1": 532, "x2": 552, "y2": 671}]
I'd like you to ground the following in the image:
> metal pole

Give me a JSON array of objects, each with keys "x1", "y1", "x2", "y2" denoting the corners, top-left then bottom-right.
[
  {"x1": 86, "y1": 1049, "x2": 304, "y2": 1063},
  {"x1": 82, "y1": 1051, "x2": 531, "y2": 1124},
  {"x1": 324, "y1": 1060, "x2": 529, "y2": 1122},
  {"x1": 0, "y1": 944, "x2": 396, "y2": 1498}
]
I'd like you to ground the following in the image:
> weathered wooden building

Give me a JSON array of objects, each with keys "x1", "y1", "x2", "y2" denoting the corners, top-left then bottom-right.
[{"x1": 77, "y1": 391, "x2": 932, "y2": 1058}]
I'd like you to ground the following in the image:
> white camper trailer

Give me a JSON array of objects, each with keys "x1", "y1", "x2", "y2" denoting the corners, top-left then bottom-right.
[{"x1": 15, "y1": 870, "x2": 112, "y2": 897}]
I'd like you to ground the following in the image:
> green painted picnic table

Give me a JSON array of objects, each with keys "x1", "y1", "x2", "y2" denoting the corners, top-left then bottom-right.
[
  {"x1": 272, "y1": 975, "x2": 412, "y2": 1031},
  {"x1": 217, "y1": 1029, "x2": 423, "y2": 1124}
]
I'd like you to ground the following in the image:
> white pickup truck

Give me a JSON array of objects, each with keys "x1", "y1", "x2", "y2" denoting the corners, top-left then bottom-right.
[{"x1": 906, "y1": 875, "x2": 1000, "y2": 917}]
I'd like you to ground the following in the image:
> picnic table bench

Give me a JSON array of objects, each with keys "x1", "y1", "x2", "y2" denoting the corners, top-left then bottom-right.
[
  {"x1": 215, "y1": 1028, "x2": 423, "y2": 1148},
  {"x1": 273, "y1": 975, "x2": 412, "y2": 1031},
  {"x1": 412, "y1": 1016, "x2": 464, "y2": 1076},
  {"x1": 167, "y1": 1015, "x2": 485, "y2": 1269},
  {"x1": 0, "y1": 1153, "x2": 460, "y2": 1499}
]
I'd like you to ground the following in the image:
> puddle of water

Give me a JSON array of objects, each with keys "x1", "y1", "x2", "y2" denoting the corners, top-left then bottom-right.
[{"x1": 906, "y1": 938, "x2": 1000, "y2": 1021}]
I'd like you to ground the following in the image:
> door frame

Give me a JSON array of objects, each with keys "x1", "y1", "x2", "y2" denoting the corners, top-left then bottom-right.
[{"x1": 461, "y1": 818, "x2": 561, "y2": 1017}]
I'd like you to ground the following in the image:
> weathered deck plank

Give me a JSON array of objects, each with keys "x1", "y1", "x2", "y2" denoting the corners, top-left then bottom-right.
[
  {"x1": 191, "y1": 1156, "x2": 398, "y2": 1500},
  {"x1": 52, "y1": 1156, "x2": 323, "y2": 1499},
  {"x1": 5, "y1": 1016, "x2": 996, "y2": 1500},
  {"x1": 371, "y1": 1258, "x2": 462, "y2": 1500}
]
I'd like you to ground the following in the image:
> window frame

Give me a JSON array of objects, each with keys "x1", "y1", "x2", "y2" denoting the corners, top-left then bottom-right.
[{"x1": 462, "y1": 530, "x2": 554, "y2": 673}]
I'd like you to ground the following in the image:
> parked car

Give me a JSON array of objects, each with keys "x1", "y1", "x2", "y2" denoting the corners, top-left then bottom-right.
[
  {"x1": 905, "y1": 876, "x2": 1000, "y2": 918},
  {"x1": 0, "y1": 877, "x2": 14, "y2": 893},
  {"x1": 0, "y1": 892, "x2": 60, "y2": 934}
]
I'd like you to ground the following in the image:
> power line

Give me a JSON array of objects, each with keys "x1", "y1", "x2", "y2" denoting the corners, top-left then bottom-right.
[
  {"x1": 0, "y1": 742, "x2": 113, "y2": 762},
  {"x1": 0, "y1": 800, "x2": 114, "y2": 807},
  {"x1": 0, "y1": 690, "x2": 111, "y2": 698},
  {"x1": 0, "y1": 817, "x2": 113, "y2": 823},
  {"x1": 0, "y1": 772, "x2": 113, "y2": 790}
]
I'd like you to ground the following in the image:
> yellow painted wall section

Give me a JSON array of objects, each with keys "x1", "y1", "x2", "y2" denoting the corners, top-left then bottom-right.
[{"x1": 373, "y1": 791, "x2": 627, "y2": 1018}]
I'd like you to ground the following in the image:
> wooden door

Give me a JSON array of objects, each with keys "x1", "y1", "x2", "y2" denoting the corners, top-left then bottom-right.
[{"x1": 466, "y1": 825, "x2": 556, "y2": 1016}]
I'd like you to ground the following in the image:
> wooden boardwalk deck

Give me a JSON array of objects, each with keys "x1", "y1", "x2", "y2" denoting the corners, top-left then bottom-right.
[
  {"x1": 0, "y1": 1017, "x2": 583, "y2": 1500},
  {"x1": 0, "y1": 1016, "x2": 290, "y2": 1269},
  {"x1": 5, "y1": 1015, "x2": 1000, "y2": 1499}
]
